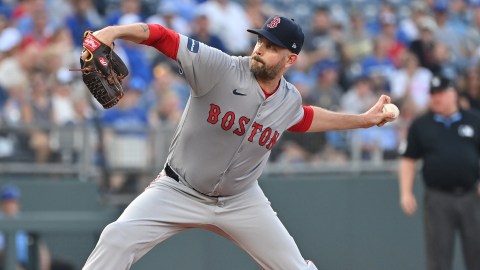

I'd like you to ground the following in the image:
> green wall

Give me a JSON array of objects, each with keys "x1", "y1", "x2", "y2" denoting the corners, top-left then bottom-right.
[{"x1": 0, "y1": 174, "x2": 467, "y2": 270}]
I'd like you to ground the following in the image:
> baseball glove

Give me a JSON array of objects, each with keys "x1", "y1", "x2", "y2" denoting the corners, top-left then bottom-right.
[{"x1": 79, "y1": 31, "x2": 129, "y2": 109}]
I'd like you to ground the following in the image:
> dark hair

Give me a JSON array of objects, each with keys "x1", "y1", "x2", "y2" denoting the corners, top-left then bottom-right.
[{"x1": 314, "y1": 5, "x2": 330, "y2": 14}]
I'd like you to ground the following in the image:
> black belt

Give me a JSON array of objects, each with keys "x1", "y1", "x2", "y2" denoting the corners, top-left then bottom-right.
[
  {"x1": 165, "y1": 164, "x2": 179, "y2": 182},
  {"x1": 165, "y1": 164, "x2": 222, "y2": 197},
  {"x1": 428, "y1": 185, "x2": 474, "y2": 196}
]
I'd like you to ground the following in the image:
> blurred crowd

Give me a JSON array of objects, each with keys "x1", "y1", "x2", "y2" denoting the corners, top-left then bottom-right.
[{"x1": 1, "y1": 0, "x2": 480, "y2": 169}]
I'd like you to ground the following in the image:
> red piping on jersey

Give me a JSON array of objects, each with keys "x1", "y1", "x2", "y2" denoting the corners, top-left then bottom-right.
[
  {"x1": 260, "y1": 80, "x2": 281, "y2": 99},
  {"x1": 288, "y1": 105, "x2": 314, "y2": 133},
  {"x1": 140, "y1": 24, "x2": 180, "y2": 60}
]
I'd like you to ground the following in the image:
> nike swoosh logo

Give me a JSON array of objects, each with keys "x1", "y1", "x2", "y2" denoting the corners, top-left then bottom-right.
[{"x1": 232, "y1": 89, "x2": 247, "y2": 96}]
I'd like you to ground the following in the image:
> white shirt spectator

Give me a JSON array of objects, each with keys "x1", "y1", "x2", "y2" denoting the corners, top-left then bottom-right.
[
  {"x1": 147, "y1": 0, "x2": 191, "y2": 35},
  {"x1": 340, "y1": 79, "x2": 377, "y2": 114},
  {"x1": 391, "y1": 66, "x2": 432, "y2": 111},
  {"x1": 197, "y1": 0, "x2": 252, "y2": 54}
]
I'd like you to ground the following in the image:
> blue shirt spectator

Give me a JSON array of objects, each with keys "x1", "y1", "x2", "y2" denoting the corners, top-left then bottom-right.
[
  {"x1": 102, "y1": 78, "x2": 149, "y2": 136},
  {"x1": 361, "y1": 56, "x2": 395, "y2": 79},
  {"x1": 117, "y1": 40, "x2": 153, "y2": 86},
  {"x1": 0, "y1": 185, "x2": 29, "y2": 266}
]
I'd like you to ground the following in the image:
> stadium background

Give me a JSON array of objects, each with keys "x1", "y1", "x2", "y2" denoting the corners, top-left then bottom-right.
[{"x1": 0, "y1": 0, "x2": 478, "y2": 269}]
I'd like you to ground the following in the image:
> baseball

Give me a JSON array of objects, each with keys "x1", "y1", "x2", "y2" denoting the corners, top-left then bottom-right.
[{"x1": 382, "y1": 103, "x2": 400, "y2": 120}]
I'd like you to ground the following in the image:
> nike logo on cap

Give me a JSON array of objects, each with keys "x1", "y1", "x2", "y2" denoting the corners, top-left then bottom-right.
[{"x1": 232, "y1": 89, "x2": 246, "y2": 96}]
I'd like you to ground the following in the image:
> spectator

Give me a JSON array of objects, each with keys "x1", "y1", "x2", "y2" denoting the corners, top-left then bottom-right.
[
  {"x1": 360, "y1": 36, "x2": 396, "y2": 86},
  {"x1": 0, "y1": 13, "x2": 22, "y2": 60},
  {"x1": 305, "y1": 59, "x2": 342, "y2": 109},
  {"x1": 377, "y1": 13, "x2": 407, "y2": 67},
  {"x1": 149, "y1": 88, "x2": 182, "y2": 127},
  {"x1": 164, "y1": 0, "x2": 199, "y2": 23},
  {"x1": 14, "y1": 0, "x2": 49, "y2": 35},
  {"x1": 244, "y1": 0, "x2": 276, "y2": 30},
  {"x1": 51, "y1": 69, "x2": 77, "y2": 126},
  {"x1": 390, "y1": 51, "x2": 432, "y2": 113},
  {"x1": 189, "y1": 10, "x2": 226, "y2": 52},
  {"x1": 341, "y1": 75, "x2": 397, "y2": 160},
  {"x1": 343, "y1": 10, "x2": 373, "y2": 63},
  {"x1": 284, "y1": 52, "x2": 314, "y2": 101},
  {"x1": 144, "y1": 64, "x2": 184, "y2": 126},
  {"x1": 46, "y1": 0, "x2": 72, "y2": 28},
  {"x1": 340, "y1": 75, "x2": 377, "y2": 114},
  {"x1": 0, "y1": 83, "x2": 28, "y2": 129},
  {"x1": 45, "y1": 27, "x2": 78, "y2": 70},
  {"x1": 458, "y1": 65, "x2": 480, "y2": 111},
  {"x1": 395, "y1": 97, "x2": 419, "y2": 148},
  {"x1": 432, "y1": 1, "x2": 466, "y2": 65},
  {"x1": 105, "y1": 0, "x2": 143, "y2": 26},
  {"x1": 0, "y1": 43, "x2": 40, "y2": 90},
  {"x1": 365, "y1": 1, "x2": 396, "y2": 36},
  {"x1": 64, "y1": 0, "x2": 104, "y2": 48},
  {"x1": 356, "y1": 122, "x2": 399, "y2": 161},
  {"x1": 0, "y1": 185, "x2": 51, "y2": 270},
  {"x1": 146, "y1": 0, "x2": 191, "y2": 35},
  {"x1": 429, "y1": 42, "x2": 459, "y2": 80},
  {"x1": 338, "y1": 10, "x2": 371, "y2": 89},
  {"x1": 101, "y1": 77, "x2": 149, "y2": 193},
  {"x1": 23, "y1": 70, "x2": 53, "y2": 163},
  {"x1": 444, "y1": 0, "x2": 470, "y2": 35},
  {"x1": 10, "y1": 0, "x2": 30, "y2": 22},
  {"x1": 399, "y1": 1, "x2": 429, "y2": 43},
  {"x1": 20, "y1": 8, "x2": 53, "y2": 49},
  {"x1": 197, "y1": 0, "x2": 251, "y2": 55},
  {"x1": 305, "y1": 59, "x2": 346, "y2": 157},
  {"x1": 409, "y1": 16, "x2": 438, "y2": 72},
  {"x1": 464, "y1": 5, "x2": 480, "y2": 61},
  {"x1": 303, "y1": 6, "x2": 338, "y2": 67},
  {"x1": 399, "y1": 75, "x2": 480, "y2": 270},
  {"x1": 0, "y1": 83, "x2": 33, "y2": 162}
]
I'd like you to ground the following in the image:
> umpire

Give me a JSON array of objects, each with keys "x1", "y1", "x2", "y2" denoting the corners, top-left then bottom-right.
[{"x1": 398, "y1": 75, "x2": 480, "y2": 270}]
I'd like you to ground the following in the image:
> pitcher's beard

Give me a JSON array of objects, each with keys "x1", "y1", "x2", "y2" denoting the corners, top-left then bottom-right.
[{"x1": 249, "y1": 56, "x2": 284, "y2": 81}]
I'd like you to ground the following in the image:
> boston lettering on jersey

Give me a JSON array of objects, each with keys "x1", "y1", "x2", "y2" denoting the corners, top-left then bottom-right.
[{"x1": 207, "y1": 103, "x2": 280, "y2": 150}]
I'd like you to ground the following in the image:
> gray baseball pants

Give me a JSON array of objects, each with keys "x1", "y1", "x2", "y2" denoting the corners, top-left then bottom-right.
[
  {"x1": 424, "y1": 188, "x2": 480, "y2": 270},
  {"x1": 83, "y1": 174, "x2": 317, "y2": 270}
]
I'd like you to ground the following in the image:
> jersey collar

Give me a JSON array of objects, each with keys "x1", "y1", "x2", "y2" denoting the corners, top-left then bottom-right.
[
  {"x1": 259, "y1": 78, "x2": 282, "y2": 99},
  {"x1": 433, "y1": 111, "x2": 462, "y2": 127}
]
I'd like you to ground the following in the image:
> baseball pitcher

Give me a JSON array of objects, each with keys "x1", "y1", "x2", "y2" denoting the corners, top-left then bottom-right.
[{"x1": 82, "y1": 16, "x2": 396, "y2": 270}]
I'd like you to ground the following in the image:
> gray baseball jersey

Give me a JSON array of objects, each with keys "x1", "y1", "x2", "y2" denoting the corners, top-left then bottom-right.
[
  {"x1": 83, "y1": 28, "x2": 318, "y2": 270},
  {"x1": 168, "y1": 35, "x2": 304, "y2": 196}
]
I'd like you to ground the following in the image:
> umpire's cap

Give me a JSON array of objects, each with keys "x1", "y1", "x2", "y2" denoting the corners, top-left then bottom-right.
[
  {"x1": 430, "y1": 75, "x2": 454, "y2": 94},
  {"x1": 247, "y1": 15, "x2": 304, "y2": 54}
]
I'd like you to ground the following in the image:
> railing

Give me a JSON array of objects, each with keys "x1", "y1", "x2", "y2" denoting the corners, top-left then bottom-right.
[{"x1": 0, "y1": 123, "x2": 401, "y2": 181}]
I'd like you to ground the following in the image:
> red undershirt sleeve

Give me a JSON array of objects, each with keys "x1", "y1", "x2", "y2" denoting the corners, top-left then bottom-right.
[
  {"x1": 287, "y1": 106, "x2": 314, "y2": 133},
  {"x1": 140, "y1": 24, "x2": 180, "y2": 60}
]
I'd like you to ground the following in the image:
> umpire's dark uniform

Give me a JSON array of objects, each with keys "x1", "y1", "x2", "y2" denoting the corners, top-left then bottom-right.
[{"x1": 402, "y1": 76, "x2": 480, "y2": 270}]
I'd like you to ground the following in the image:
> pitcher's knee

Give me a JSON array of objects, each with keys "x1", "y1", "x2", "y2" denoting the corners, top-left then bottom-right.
[{"x1": 98, "y1": 221, "x2": 135, "y2": 249}]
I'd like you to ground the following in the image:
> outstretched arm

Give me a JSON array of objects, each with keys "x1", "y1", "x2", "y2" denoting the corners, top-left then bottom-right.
[
  {"x1": 82, "y1": 23, "x2": 180, "y2": 62},
  {"x1": 306, "y1": 95, "x2": 395, "y2": 132},
  {"x1": 90, "y1": 23, "x2": 150, "y2": 46}
]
